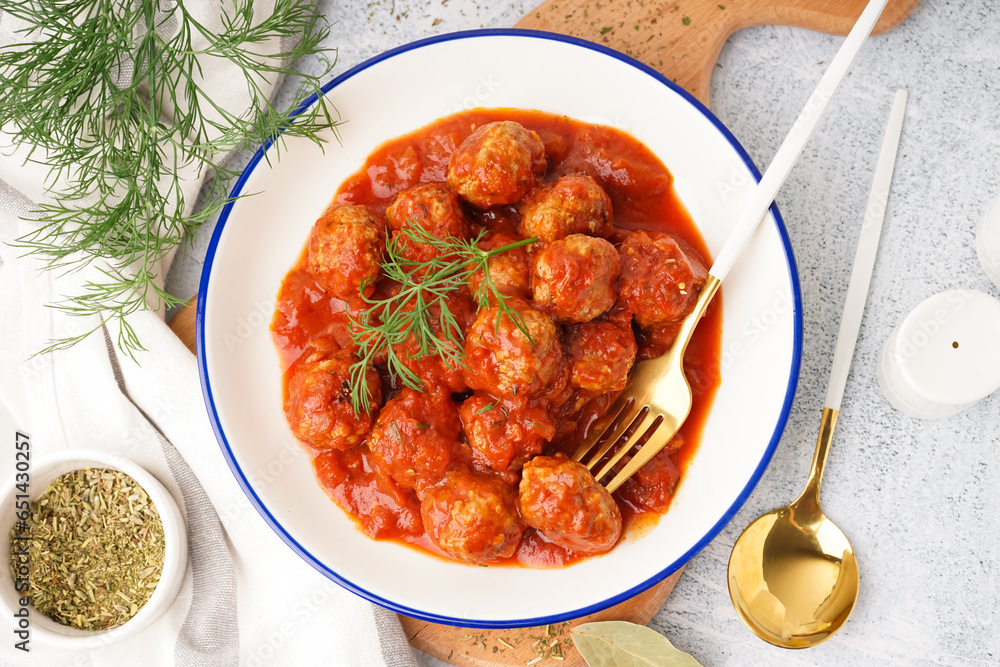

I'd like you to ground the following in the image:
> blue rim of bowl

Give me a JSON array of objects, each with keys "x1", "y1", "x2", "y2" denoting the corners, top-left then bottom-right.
[{"x1": 197, "y1": 28, "x2": 803, "y2": 629}]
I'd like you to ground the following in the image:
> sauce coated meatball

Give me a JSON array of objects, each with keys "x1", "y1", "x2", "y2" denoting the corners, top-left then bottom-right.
[
  {"x1": 398, "y1": 336, "x2": 468, "y2": 394},
  {"x1": 284, "y1": 345, "x2": 380, "y2": 450},
  {"x1": 518, "y1": 453, "x2": 622, "y2": 555},
  {"x1": 421, "y1": 470, "x2": 524, "y2": 564},
  {"x1": 447, "y1": 121, "x2": 546, "y2": 208},
  {"x1": 396, "y1": 295, "x2": 475, "y2": 394},
  {"x1": 459, "y1": 393, "x2": 555, "y2": 475},
  {"x1": 367, "y1": 388, "x2": 463, "y2": 496},
  {"x1": 531, "y1": 234, "x2": 620, "y2": 322},
  {"x1": 467, "y1": 232, "x2": 532, "y2": 304},
  {"x1": 518, "y1": 173, "x2": 613, "y2": 242},
  {"x1": 617, "y1": 230, "x2": 708, "y2": 328},
  {"x1": 566, "y1": 321, "x2": 637, "y2": 393},
  {"x1": 616, "y1": 436, "x2": 683, "y2": 514},
  {"x1": 307, "y1": 204, "x2": 384, "y2": 300},
  {"x1": 462, "y1": 299, "x2": 562, "y2": 398},
  {"x1": 386, "y1": 183, "x2": 471, "y2": 263}
]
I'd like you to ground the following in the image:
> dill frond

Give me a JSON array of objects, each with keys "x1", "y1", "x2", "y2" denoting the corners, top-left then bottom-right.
[
  {"x1": 0, "y1": 0, "x2": 339, "y2": 357},
  {"x1": 348, "y1": 226, "x2": 536, "y2": 415}
]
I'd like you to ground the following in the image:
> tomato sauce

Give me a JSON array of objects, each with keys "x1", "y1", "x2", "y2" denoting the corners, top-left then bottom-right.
[{"x1": 271, "y1": 109, "x2": 721, "y2": 567}]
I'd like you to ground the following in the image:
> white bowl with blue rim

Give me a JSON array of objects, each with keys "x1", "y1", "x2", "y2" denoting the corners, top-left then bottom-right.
[{"x1": 197, "y1": 29, "x2": 801, "y2": 628}]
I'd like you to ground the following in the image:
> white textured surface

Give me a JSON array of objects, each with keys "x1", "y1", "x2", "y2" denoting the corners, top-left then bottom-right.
[{"x1": 166, "y1": 1, "x2": 1000, "y2": 665}]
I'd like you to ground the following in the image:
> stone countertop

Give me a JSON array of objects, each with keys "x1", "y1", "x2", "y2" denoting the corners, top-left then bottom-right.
[{"x1": 166, "y1": 1, "x2": 1000, "y2": 664}]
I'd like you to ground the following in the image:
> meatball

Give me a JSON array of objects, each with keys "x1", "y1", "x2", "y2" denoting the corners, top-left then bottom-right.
[
  {"x1": 518, "y1": 173, "x2": 613, "y2": 242},
  {"x1": 398, "y1": 335, "x2": 468, "y2": 394},
  {"x1": 307, "y1": 204, "x2": 385, "y2": 300},
  {"x1": 367, "y1": 388, "x2": 463, "y2": 496},
  {"x1": 421, "y1": 470, "x2": 524, "y2": 564},
  {"x1": 566, "y1": 321, "x2": 637, "y2": 393},
  {"x1": 617, "y1": 435, "x2": 684, "y2": 514},
  {"x1": 459, "y1": 393, "x2": 555, "y2": 474},
  {"x1": 395, "y1": 294, "x2": 475, "y2": 394},
  {"x1": 447, "y1": 121, "x2": 546, "y2": 208},
  {"x1": 518, "y1": 454, "x2": 622, "y2": 555},
  {"x1": 385, "y1": 183, "x2": 471, "y2": 263},
  {"x1": 617, "y1": 230, "x2": 708, "y2": 328},
  {"x1": 462, "y1": 299, "x2": 562, "y2": 398},
  {"x1": 531, "y1": 234, "x2": 620, "y2": 322},
  {"x1": 284, "y1": 345, "x2": 380, "y2": 450},
  {"x1": 467, "y1": 232, "x2": 532, "y2": 304}
]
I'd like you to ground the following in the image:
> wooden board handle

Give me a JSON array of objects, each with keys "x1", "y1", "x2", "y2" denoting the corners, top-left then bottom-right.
[
  {"x1": 516, "y1": 0, "x2": 920, "y2": 104},
  {"x1": 169, "y1": 300, "x2": 198, "y2": 354}
]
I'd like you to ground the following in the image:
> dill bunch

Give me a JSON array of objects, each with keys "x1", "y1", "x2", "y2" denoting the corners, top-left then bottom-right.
[
  {"x1": 0, "y1": 0, "x2": 338, "y2": 355},
  {"x1": 348, "y1": 226, "x2": 536, "y2": 415}
]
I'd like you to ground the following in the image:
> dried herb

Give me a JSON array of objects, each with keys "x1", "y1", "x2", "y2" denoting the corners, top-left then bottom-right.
[
  {"x1": 528, "y1": 622, "x2": 573, "y2": 663},
  {"x1": 570, "y1": 621, "x2": 702, "y2": 666},
  {"x1": 457, "y1": 622, "x2": 574, "y2": 663},
  {"x1": 8, "y1": 468, "x2": 166, "y2": 631}
]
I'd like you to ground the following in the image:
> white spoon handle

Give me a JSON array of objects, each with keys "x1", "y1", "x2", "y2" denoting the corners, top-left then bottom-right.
[
  {"x1": 708, "y1": 0, "x2": 891, "y2": 281},
  {"x1": 825, "y1": 89, "x2": 907, "y2": 411}
]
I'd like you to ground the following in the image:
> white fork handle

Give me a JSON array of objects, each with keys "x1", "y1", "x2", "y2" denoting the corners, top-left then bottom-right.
[{"x1": 708, "y1": 0, "x2": 891, "y2": 281}]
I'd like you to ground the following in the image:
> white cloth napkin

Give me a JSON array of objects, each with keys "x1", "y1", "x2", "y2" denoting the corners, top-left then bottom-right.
[{"x1": 0, "y1": 2, "x2": 417, "y2": 665}]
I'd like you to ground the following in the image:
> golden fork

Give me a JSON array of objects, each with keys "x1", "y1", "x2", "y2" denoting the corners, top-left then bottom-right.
[
  {"x1": 571, "y1": 274, "x2": 720, "y2": 492},
  {"x1": 572, "y1": 0, "x2": 891, "y2": 492}
]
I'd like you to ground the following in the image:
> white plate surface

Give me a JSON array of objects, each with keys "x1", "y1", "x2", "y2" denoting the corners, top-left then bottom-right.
[{"x1": 198, "y1": 30, "x2": 801, "y2": 627}]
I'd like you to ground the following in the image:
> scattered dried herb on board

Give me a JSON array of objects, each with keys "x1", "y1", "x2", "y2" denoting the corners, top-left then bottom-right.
[
  {"x1": 459, "y1": 621, "x2": 574, "y2": 663},
  {"x1": 8, "y1": 468, "x2": 166, "y2": 630},
  {"x1": 528, "y1": 622, "x2": 573, "y2": 663}
]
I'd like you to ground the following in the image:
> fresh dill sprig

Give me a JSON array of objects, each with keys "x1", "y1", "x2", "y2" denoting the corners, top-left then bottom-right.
[
  {"x1": 348, "y1": 225, "x2": 536, "y2": 415},
  {"x1": 0, "y1": 0, "x2": 338, "y2": 356}
]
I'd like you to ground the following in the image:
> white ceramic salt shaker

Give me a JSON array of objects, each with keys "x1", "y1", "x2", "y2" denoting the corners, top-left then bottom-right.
[
  {"x1": 878, "y1": 289, "x2": 1000, "y2": 418},
  {"x1": 978, "y1": 195, "x2": 1000, "y2": 291}
]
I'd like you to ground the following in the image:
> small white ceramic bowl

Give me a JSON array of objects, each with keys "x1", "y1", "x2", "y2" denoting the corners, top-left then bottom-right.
[
  {"x1": 199, "y1": 29, "x2": 802, "y2": 627},
  {"x1": 0, "y1": 449, "x2": 187, "y2": 647}
]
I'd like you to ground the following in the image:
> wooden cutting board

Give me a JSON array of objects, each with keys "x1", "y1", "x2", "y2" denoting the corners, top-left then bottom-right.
[
  {"x1": 169, "y1": 0, "x2": 918, "y2": 664},
  {"x1": 518, "y1": 0, "x2": 919, "y2": 106}
]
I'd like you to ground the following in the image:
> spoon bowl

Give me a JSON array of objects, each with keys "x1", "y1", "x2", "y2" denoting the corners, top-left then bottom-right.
[{"x1": 728, "y1": 494, "x2": 859, "y2": 648}]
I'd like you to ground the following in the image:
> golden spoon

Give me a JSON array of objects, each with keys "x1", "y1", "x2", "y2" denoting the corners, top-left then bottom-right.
[{"x1": 728, "y1": 88, "x2": 907, "y2": 649}]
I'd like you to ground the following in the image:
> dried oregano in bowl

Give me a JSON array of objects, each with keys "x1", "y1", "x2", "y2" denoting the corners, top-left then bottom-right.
[{"x1": 9, "y1": 468, "x2": 166, "y2": 630}]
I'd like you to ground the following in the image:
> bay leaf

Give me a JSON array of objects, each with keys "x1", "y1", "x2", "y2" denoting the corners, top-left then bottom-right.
[{"x1": 570, "y1": 621, "x2": 702, "y2": 667}]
